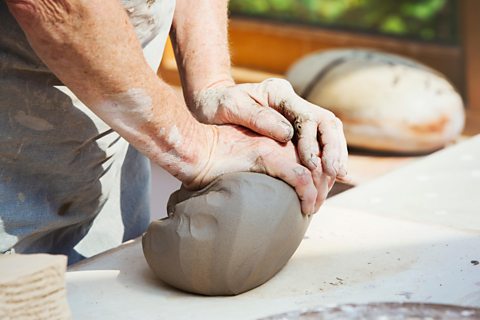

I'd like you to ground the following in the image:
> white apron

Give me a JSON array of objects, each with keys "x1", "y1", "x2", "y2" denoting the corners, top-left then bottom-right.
[{"x1": 0, "y1": 0, "x2": 175, "y2": 264}]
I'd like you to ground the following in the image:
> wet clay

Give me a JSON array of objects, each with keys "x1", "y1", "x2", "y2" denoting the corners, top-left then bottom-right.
[{"x1": 142, "y1": 172, "x2": 311, "y2": 296}]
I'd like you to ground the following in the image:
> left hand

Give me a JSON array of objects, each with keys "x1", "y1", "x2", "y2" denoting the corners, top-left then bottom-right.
[{"x1": 192, "y1": 78, "x2": 348, "y2": 179}]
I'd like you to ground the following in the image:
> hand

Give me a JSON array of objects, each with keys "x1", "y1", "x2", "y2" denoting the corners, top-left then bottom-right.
[
  {"x1": 186, "y1": 124, "x2": 335, "y2": 215},
  {"x1": 193, "y1": 78, "x2": 348, "y2": 179}
]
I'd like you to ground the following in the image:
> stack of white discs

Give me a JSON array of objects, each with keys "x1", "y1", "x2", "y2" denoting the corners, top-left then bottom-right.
[{"x1": 0, "y1": 254, "x2": 71, "y2": 320}]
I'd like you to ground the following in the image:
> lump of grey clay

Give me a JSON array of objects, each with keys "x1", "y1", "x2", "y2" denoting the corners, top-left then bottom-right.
[{"x1": 142, "y1": 172, "x2": 311, "y2": 296}]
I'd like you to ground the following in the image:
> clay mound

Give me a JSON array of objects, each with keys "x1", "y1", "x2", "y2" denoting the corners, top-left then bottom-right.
[
  {"x1": 142, "y1": 172, "x2": 310, "y2": 296},
  {"x1": 287, "y1": 49, "x2": 465, "y2": 153}
]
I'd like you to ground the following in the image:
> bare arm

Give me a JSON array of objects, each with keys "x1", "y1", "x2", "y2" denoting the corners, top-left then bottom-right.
[
  {"x1": 170, "y1": 0, "x2": 234, "y2": 106},
  {"x1": 5, "y1": 0, "x2": 209, "y2": 183}
]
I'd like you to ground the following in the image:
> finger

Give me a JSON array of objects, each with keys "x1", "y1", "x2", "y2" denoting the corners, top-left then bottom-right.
[
  {"x1": 261, "y1": 78, "x2": 297, "y2": 112},
  {"x1": 337, "y1": 119, "x2": 349, "y2": 178},
  {"x1": 333, "y1": 118, "x2": 348, "y2": 178},
  {"x1": 327, "y1": 175, "x2": 336, "y2": 191},
  {"x1": 261, "y1": 158, "x2": 317, "y2": 215},
  {"x1": 312, "y1": 169, "x2": 330, "y2": 213},
  {"x1": 231, "y1": 101, "x2": 294, "y2": 142},
  {"x1": 260, "y1": 78, "x2": 348, "y2": 177},
  {"x1": 295, "y1": 118, "x2": 321, "y2": 171},
  {"x1": 285, "y1": 166, "x2": 317, "y2": 215},
  {"x1": 318, "y1": 114, "x2": 347, "y2": 177}
]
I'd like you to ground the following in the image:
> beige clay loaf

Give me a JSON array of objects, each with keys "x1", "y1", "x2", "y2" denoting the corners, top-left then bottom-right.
[
  {"x1": 0, "y1": 253, "x2": 71, "y2": 320},
  {"x1": 143, "y1": 172, "x2": 311, "y2": 296},
  {"x1": 287, "y1": 49, "x2": 465, "y2": 153}
]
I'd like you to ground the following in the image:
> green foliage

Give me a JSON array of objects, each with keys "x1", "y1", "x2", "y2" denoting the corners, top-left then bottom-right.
[{"x1": 229, "y1": 0, "x2": 457, "y2": 43}]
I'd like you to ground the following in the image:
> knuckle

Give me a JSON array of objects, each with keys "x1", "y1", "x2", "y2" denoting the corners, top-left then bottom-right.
[
  {"x1": 264, "y1": 78, "x2": 294, "y2": 92},
  {"x1": 275, "y1": 78, "x2": 293, "y2": 90},
  {"x1": 321, "y1": 114, "x2": 341, "y2": 130},
  {"x1": 294, "y1": 117, "x2": 315, "y2": 133},
  {"x1": 321, "y1": 110, "x2": 336, "y2": 121},
  {"x1": 335, "y1": 117, "x2": 344, "y2": 129},
  {"x1": 218, "y1": 93, "x2": 235, "y2": 108}
]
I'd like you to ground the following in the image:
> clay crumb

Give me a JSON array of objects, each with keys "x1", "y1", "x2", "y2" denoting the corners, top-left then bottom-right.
[
  {"x1": 392, "y1": 75, "x2": 400, "y2": 86},
  {"x1": 329, "y1": 277, "x2": 344, "y2": 286}
]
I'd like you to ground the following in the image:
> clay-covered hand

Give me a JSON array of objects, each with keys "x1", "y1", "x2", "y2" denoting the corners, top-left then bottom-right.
[
  {"x1": 186, "y1": 124, "x2": 335, "y2": 215},
  {"x1": 192, "y1": 78, "x2": 348, "y2": 179}
]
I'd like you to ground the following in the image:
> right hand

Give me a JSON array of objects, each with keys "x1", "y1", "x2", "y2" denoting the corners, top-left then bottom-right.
[
  {"x1": 185, "y1": 125, "x2": 335, "y2": 215},
  {"x1": 192, "y1": 79, "x2": 348, "y2": 180}
]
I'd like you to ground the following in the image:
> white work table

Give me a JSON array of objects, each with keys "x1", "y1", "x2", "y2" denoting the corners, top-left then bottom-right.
[{"x1": 66, "y1": 136, "x2": 480, "y2": 319}]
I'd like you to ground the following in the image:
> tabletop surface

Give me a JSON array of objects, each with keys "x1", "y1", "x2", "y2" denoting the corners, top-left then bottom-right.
[{"x1": 66, "y1": 135, "x2": 480, "y2": 320}]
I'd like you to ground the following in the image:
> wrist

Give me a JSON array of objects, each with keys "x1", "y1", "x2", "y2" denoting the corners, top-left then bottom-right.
[
  {"x1": 155, "y1": 116, "x2": 211, "y2": 184},
  {"x1": 180, "y1": 122, "x2": 219, "y2": 189},
  {"x1": 185, "y1": 75, "x2": 235, "y2": 108},
  {"x1": 202, "y1": 77, "x2": 235, "y2": 90}
]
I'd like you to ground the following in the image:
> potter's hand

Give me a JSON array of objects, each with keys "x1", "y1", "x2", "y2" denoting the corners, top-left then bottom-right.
[
  {"x1": 193, "y1": 78, "x2": 348, "y2": 179},
  {"x1": 187, "y1": 125, "x2": 335, "y2": 215}
]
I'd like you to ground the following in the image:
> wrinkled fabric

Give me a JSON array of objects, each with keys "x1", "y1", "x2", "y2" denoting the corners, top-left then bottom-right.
[{"x1": 0, "y1": 0, "x2": 175, "y2": 264}]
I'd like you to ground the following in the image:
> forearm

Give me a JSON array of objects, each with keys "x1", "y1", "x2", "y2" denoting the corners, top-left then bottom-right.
[
  {"x1": 171, "y1": 0, "x2": 234, "y2": 107},
  {"x1": 6, "y1": 0, "x2": 210, "y2": 182}
]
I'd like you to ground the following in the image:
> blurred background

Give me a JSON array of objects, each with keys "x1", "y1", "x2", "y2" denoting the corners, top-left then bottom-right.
[{"x1": 229, "y1": 0, "x2": 458, "y2": 43}]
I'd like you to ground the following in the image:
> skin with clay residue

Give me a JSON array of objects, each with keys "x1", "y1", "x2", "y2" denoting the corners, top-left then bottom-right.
[
  {"x1": 166, "y1": 125, "x2": 183, "y2": 147},
  {"x1": 100, "y1": 88, "x2": 154, "y2": 124},
  {"x1": 194, "y1": 79, "x2": 348, "y2": 180},
  {"x1": 94, "y1": 88, "x2": 196, "y2": 180}
]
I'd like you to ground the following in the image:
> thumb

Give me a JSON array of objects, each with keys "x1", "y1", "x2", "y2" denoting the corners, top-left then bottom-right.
[{"x1": 230, "y1": 101, "x2": 294, "y2": 142}]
